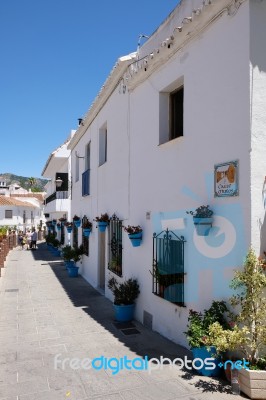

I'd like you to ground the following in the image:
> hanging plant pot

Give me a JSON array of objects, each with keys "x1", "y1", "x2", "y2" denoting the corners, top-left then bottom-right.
[
  {"x1": 97, "y1": 221, "x2": 108, "y2": 232},
  {"x1": 128, "y1": 232, "x2": 142, "y2": 247},
  {"x1": 67, "y1": 265, "x2": 79, "y2": 277},
  {"x1": 74, "y1": 219, "x2": 81, "y2": 228},
  {"x1": 57, "y1": 225, "x2": 61, "y2": 230},
  {"x1": 52, "y1": 220, "x2": 57, "y2": 226},
  {"x1": 66, "y1": 226, "x2": 73, "y2": 233},
  {"x1": 193, "y1": 217, "x2": 213, "y2": 236},
  {"x1": 83, "y1": 228, "x2": 91, "y2": 237}
]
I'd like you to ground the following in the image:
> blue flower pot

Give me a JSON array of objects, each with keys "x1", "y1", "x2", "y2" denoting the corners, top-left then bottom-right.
[
  {"x1": 66, "y1": 227, "x2": 73, "y2": 233},
  {"x1": 193, "y1": 217, "x2": 213, "y2": 236},
  {"x1": 128, "y1": 232, "x2": 142, "y2": 247},
  {"x1": 83, "y1": 228, "x2": 91, "y2": 237},
  {"x1": 67, "y1": 265, "x2": 79, "y2": 277},
  {"x1": 98, "y1": 221, "x2": 108, "y2": 232},
  {"x1": 57, "y1": 225, "x2": 61, "y2": 230},
  {"x1": 191, "y1": 346, "x2": 221, "y2": 377},
  {"x1": 74, "y1": 220, "x2": 81, "y2": 228},
  {"x1": 52, "y1": 248, "x2": 61, "y2": 257},
  {"x1": 65, "y1": 260, "x2": 75, "y2": 269},
  {"x1": 114, "y1": 304, "x2": 135, "y2": 322}
]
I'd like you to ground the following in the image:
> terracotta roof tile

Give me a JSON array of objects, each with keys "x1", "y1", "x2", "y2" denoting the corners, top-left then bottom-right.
[{"x1": 0, "y1": 196, "x2": 35, "y2": 207}]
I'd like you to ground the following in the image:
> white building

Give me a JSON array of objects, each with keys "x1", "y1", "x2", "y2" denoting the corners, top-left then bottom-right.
[
  {"x1": 42, "y1": 132, "x2": 75, "y2": 238},
  {"x1": 52, "y1": 0, "x2": 266, "y2": 347}
]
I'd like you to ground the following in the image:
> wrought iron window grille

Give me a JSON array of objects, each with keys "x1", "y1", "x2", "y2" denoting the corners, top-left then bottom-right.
[
  {"x1": 82, "y1": 216, "x2": 89, "y2": 256},
  {"x1": 108, "y1": 213, "x2": 123, "y2": 277},
  {"x1": 152, "y1": 229, "x2": 186, "y2": 307}
]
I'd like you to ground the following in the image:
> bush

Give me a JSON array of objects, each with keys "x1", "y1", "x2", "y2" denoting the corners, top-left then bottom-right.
[{"x1": 108, "y1": 277, "x2": 140, "y2": 305}]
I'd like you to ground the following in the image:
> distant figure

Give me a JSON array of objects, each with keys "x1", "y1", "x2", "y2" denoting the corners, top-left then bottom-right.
[
  {"x1": 31, "y1": 229, "x2": 37, "y2": 249},
  {"x1": 26, "y1": 230, "x2": 32, "y2": 250},
  {"x1": 18, "y1": 232, "x2": 24, "y2": 250}
]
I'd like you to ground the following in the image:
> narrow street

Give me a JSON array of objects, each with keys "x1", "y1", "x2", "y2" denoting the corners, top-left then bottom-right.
[{"x1": 0, "y1": 243, "x2": 244, "y2": 400}]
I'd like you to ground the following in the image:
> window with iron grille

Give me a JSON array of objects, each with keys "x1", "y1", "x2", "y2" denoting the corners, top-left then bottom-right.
[
  {"x1": 82, "y1": 216, "x2": 89, "y2": 257},
  {"x1": 152, "y1": 229, "x2": 185, "y2": 306},
  {"x1": 5, "y1": 210, "x2": 12, "y2": 219},
  {"x1": 73, "y1": 222, "x2": 78, "y2": 248},
  {"x1": 60, "y1": 223, "x2": 65, "y2": 245},
  {"x1": 108, "y1": 214, "x2": 123, "y2": 277}
]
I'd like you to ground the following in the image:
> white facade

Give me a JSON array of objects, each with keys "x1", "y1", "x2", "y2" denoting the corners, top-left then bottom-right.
[
  {"x1": 42, "y1": 132, "x2": 74, "y2": 231},
  {"x1": 64, "y1": 0, "x2": 266, "y2": 348}
]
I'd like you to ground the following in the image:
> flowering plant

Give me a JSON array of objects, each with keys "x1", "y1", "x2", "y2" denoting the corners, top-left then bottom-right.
[
  {"x1": 94, "y1": 213, "x2": 109, "y2": 223},
  {"x1": 184, "y1": 301, "x2": 229, "y2": 348},
  {"x1": 123, "y1": 225, "x2": 143, "y2": 234},
  {"x1": 82, "y1": 220, "x2": 92, "y2": 229},
  {"x1": 206, "y1": 249, "x2": 266, "y2": 368}
]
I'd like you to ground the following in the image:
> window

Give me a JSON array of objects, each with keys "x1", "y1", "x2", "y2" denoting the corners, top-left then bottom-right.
[
  {"x1": 73, "y1": 222, "x2": 78, "y2": 248},
  {"x1": 159, "y1": 80, "x2": 184, "y2": 144},
  {"x1": 82, "y1": 216, "x2": 89, "y2": 257},
  {"x1": 99, "y1": 124, "x2": 107, "y2": 166},
  {"x1": 82, "y1": 142, "x2": 90, "y2": 196},
  {"x1": 152, "y1": 229, "x2": 185, "y2": 306},
  {"x1": 108, "y1": 214, "x2": 123, "y2": 277},
  {"x1": 75, "y1": 154, "x2": 79, "y2": 182},
  {"x1": 5, "y1": 210, "x2": 12, "y2": 219},
  {"x1": 170, "y1": 86, "x2": 183, "y2": 140}
]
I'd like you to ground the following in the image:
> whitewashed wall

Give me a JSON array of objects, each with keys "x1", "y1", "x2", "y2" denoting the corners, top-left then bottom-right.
[
  {"x1": 69, "y1": 0, "x2": 263, "y2": 348},
  {"x1": 249, "y1": 0, "x2": 266, "y2": 256}
]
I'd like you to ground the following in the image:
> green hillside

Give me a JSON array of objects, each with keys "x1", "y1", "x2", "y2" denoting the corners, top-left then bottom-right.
[{"x1": 0, "y1": 173, "x2": 48, "y2": 192}]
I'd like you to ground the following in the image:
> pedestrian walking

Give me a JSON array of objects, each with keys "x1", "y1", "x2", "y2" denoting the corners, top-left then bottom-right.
[
  {"x1": 26, "y1": 230, "x2": 32, "y2": 250},
  {"x1": 31, "y1": 228, "x2": 37, "y2": 249}
]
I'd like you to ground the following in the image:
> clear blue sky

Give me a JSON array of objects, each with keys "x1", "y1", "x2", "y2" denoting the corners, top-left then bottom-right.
[{"x1": 0, "y1": 1, "x2": 179, "y2": 179}]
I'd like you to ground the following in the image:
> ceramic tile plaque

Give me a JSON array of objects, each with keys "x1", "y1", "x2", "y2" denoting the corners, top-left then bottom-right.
[{"x1": 214, "y1": 160, "x2": 239, "y2": 197}]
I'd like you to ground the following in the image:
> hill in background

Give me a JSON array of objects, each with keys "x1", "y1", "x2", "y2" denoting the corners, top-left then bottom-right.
[{"x1": 0, "y1": 173, "x2": 48, "y2": 192}]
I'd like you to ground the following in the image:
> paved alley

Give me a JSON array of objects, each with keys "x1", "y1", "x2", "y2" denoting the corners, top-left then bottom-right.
[{"x1": 0, "y1": 243, "x2": 246, "y2": 400}]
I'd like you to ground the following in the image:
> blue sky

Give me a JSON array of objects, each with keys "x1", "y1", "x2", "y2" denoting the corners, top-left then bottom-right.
[{"x1": 0, "y1": 1, "x2": 179, "y2": 179}]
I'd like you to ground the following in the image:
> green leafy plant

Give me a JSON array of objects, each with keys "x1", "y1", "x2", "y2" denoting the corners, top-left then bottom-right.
[
  {"x1": 61, "y1": 245, "x2": 73, "y2": 262},
  {"x1": 72, "y1": 244, "x2": 84, "y2": 262},
  {"x1": 184, "y1": 301, "x2": 229, "y2": 348},
  {"x1": 108, "y1": 277, "x2": 140, "y2": 305},
  {"x1": 207, "y1": 248, "x2": 266, "y2": 368},
  {"x1": 186, "y1": 205, "x2": 213, "y2": 218}
]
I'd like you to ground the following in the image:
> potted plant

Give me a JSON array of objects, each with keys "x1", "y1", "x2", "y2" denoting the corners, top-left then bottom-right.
[
  {"x1": 207, "y1": 249, "x2": 266, "y2": 399},
  {"x1": 108, "y1": 277, "x2": 140, "y2": 322},
  {"x1": 82, "y1": 219, "x2": 93, "y2": 237},
  {"x1": 61, "y1": 245, "x2": 74, "y2": 268},
  {"x1": 94, "y1": 213, "x2": 109, "y2": 232},
  {"x1": 73, "y1": 215, "x2": 81, "y2": 228},
  {"x1": 123, "y1": 225, "x2": 143, "y2": 247},
  {"x1": 186, "y1": 205, "x2": 213, "y2": 236},
  {"x1": 58, "y1": 217, "x2": 66, "y2": 226},
  {"x1": 66, "y1": 245, "x2": 84, "y2": 277},
  {"x1": 56, "y1": 222, "x2": 61, "y2": 230},
  {"x1": 65, "y1": 222, "x2": 73, "y2": 233},
  {"x1": 184, "y1": 300, "x2": 229, "y2": 377}
]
